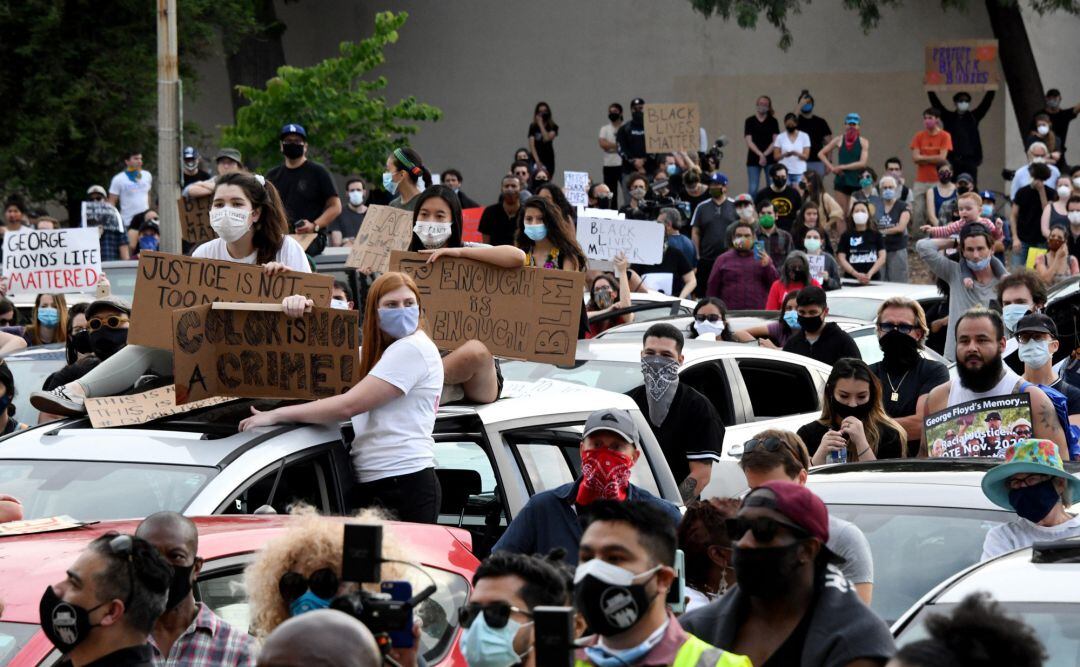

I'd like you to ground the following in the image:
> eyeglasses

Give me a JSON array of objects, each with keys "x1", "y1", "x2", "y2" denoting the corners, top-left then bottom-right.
[
  {"x1": 87, "y1": 315, "x2": 129, "y2": 331},
  {"x1": 278, "y1": 568, "x2": 339, "y2": 604},
  {"x1": 878, "y1": 322, "x2": 916, "y2": 335},
  {"x1": 725, "y1": 516, "x2": 809, "y2": 543},
  {"x1": 458, "y1": 601, "x2": 533, "y2": 629},
  {"x1": 695, "y1": 313, "x2": 722, "y2": 323},
  {"x1": 1007, "y1": 473, "x2": 1051, "y2": 490},
  {"x1": 1017, "y1": 333, "x2": 1052, "y2": 344}
]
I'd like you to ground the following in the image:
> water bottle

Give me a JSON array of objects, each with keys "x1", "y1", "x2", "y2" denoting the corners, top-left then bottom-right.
[{"x1": 828, "y1": 446, "x2": 848, "y2": 464}]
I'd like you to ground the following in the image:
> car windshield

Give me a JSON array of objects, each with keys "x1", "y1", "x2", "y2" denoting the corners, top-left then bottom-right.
[
  {"x1": 822, "y1": 297, "x2": 882, "y2": 322},
  {"x1": 0, "y1": 460, "x2": 217, "y2": 521},
  {"x1": 849, "y1": 328, "x2": 885, "y2": 366},
  {"x1": 500, "y1": 359, "x2": 642, "y2": 393},
  {"x1": 102, "y1": 265, "x2": 138, "y2": 302},
  {"x1": 0, "y1": 621, "x2": 38, "y2": 663},
  {"x1": 897, "y1": 602, "x2": 1080, "y2": 665},
  {"x1": 827, "y1": 504, "x2": 1006, "y2": 624},
  {"x1": 5, "y1": 347, "x2": 67, "y2": 425}
]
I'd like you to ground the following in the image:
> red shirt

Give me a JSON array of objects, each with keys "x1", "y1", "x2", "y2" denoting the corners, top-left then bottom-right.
[
  {"x1": 765, "y1": 278, "x2": 821, "y2": 310},
  {"x1": 910, "y1": 129, "x2": 954, "y2": 183}
]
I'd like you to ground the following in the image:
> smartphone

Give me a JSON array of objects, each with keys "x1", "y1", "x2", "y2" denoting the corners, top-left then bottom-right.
[
  {"x1": 666, "y1": 549, "x2": 687, "y2": 614},
  {"x1": 753, "y1": 239, "x2": 766, "y2": 260},
  {"x1": 381, "y1": 581, "x2": 414, "y2": 649},
  {"x1": 342, "y1": 524, "x2": 382, "y2": 583},
  {"x1": 533, "y1": 606, "x2": 575, "y2": 667}
]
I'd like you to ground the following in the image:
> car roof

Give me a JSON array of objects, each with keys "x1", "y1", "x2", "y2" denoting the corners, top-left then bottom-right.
[
  {"x1": 0, "y1": 515, "x2": 476, "y2": 624},
  {"x1": 829, "y1": 281, "x2": 941, "y2": 301},
  {"x1": 595, "y1": 314, "x2": 867, "y2": 338},
  {"x1": 572, "y1": 337, "x2": 834, "y2": 371},
  {"x1": 932, "y1": 543, "x2": 1080, "y2": 604}
]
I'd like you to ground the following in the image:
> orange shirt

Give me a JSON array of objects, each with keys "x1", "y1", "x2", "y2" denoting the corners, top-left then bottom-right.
[{"x1": 910, "y1": 129, "x2": 954, "y2": 183}]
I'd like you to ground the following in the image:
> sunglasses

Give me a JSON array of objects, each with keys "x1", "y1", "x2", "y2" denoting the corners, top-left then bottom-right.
[
  {"x1": 279, "y1": 568, "x2": 339, "y2": 604},
  {"x1": 878, "y1": 322, "x2": 916, "y2": 335},
  {"x1": 88, "y1": 315, "x2": 129, "y2": 331},
  {"x1": 742, "y1": 436, "x2": 785, "y2": 455},
  {"x1": 458, "y1": 601, "x2": 532, "y2": 630},
  {"x1": 695, "y1": 313, "x2": 722, "y2": 323},
  {"x1": 725, "y1": 516, "x2": 810, "y2": 543}
]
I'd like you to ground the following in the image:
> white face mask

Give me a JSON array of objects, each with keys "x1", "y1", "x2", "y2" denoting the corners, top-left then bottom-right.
[
  {"x1": 1068, "y1": 211, "x2": 1080, "y2": 225},
  {"x1": 852, "y1": 211, "x2": 869, "y2": 227},
  {"x1": 1032, "y1": 156, "x2": 1047, "y2": 164},
  {"x1": 1058, "y1": 185, "x2": 1073, "y2": 199},
  {"x1": 956, "y1": 101, "x2": 971, "y2": 112},
  {"x1": 348, "y1": 190, "x2": 364, "y2": 206},
  {"x1": 209, "y1": 206, "x2": 252, "y2": 243},
  {"x1": 737, "y1": 206, "x2": 755, "y2": 220},
  {"x1": 330, "y1": 298, "x2": 349, "y2": 310},
  {"x1": 1037, "y1": 124, "x2": 1050, "y2": 136},
  {"x1": 413, "y1": 220, "x2": 453, "y2": 249}
]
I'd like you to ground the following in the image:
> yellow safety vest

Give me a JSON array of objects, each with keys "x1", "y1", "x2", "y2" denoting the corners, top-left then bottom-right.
[{"x1": 575, "y1": 633, "x2": 753, "y2": 667}]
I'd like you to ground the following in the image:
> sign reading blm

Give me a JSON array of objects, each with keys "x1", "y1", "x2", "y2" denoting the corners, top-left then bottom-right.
[
  {"x1": 177, "y1": 196, "x2": 214, "y2": 244},
  {"x1": 390, "y1": 251, "x2": 585, "y2": 366},
  {"x1": 2, "y1": 228, "x2": 101, "y2": 296},
  {"x1": 644, "y1": 103, "x2": 700, "y2": 153}
]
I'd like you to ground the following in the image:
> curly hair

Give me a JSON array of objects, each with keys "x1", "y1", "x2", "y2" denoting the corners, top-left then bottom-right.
[{"x1": 244, "y1": 506, "x2": 411, "y2": 638}]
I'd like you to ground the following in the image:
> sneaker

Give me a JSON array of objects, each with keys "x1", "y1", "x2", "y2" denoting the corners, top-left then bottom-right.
[{"x1": 30, "y1": 386, "x2": 87, "y2": 417}]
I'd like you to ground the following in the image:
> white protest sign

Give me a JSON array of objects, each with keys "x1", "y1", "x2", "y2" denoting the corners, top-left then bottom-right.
[
  {"x1": 2, "y1": 228, "x2": 102, "y2": 296},
  {"x1": 564, "y1": 171, "x2": 589, "y2": 208},
  {"x1": 576, "y1": 216, "x2": 665, "y2": 266},
  {"x1": 80, "y1": 201, "x2": 123, "y2": 233}
]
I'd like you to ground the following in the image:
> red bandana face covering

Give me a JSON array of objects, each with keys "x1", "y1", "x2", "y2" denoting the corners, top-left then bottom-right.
[{"x1": 576, "y1": 448, "x2": 634, "y2": 506}]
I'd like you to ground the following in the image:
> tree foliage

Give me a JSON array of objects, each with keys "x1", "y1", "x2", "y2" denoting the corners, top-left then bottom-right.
[{"x1": 221, "y1": 11, "x2": 441, "y2": 182}]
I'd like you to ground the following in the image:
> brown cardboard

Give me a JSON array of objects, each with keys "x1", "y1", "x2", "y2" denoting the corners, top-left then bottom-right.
[
  {"x1": 346, "y1": 204, "x2": 414, "y2": 273},
  {"x1": 390, "y1": 251, "x2": 585, "y2": 366},
  {"x1": 128, "y1": 251, "x2": 334, "y2": 349},
  {"x1": 172, "y1": 304, "x2": 360, "y2": 404},
  {"x1": 177, "y1": 196, "x2": 214, "y2": 244},
  {"x1": 85, "y1": 385, "x2": 236, "y2": 428},
  {"x1": 924, "y1": 40, "x2": 999, "y2": 92},
  {"x1": 290, "y1": 233, "x2": 319, "y2": 251},
  {"x1": 644, "y1": 103, "x2": 700, "y2": 153},
  {"x1": 0, "y1": 516, "x2": 95, "y2": 536}
]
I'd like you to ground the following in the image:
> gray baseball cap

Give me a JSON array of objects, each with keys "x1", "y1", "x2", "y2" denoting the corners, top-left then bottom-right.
[
  {"x1": 583, "y1": 408, "x2": 639, "y2": 447},
  {"x1": 86, "y1": 295, "x2": 131, "y2": 319},
  {"x1": 215, "y1": 148, "x2": 243, "y2": 164}
]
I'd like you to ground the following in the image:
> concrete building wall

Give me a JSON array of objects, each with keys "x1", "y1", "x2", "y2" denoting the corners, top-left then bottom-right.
[{"x1": 185, "y1": 1, "x2": 1078, "y2": 203}]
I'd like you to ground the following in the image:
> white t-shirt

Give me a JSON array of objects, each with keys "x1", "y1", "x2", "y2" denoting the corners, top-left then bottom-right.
[
  {"x1": 108, "y1": 170, "x2": 153, "y2": 228},
  {"x1": 599, "y1": 124, "x2": 622, "y2": 167},
  {"x1": 981, "y1": 513, "x2": 1080, "y2": 561},
  {"x1": 351, "y1": 331, "x2": 444, "y2": 483},
  {"x1": 773, "y1": 131, "x2": 811, "y2": 176},
  {"x1": 193, "y1": 236, "x2": 311, "y2": 272}
]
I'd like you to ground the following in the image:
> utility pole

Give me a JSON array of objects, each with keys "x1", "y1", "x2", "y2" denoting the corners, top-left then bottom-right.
[{"x1": 156, "y1": 0, "x2": 181, "y2": 254}]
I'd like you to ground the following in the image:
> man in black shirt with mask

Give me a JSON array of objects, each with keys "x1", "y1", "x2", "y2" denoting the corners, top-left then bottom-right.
[
  {"x1": 783, "y1": 287, "x2": 860, "y2": 366},
  {"x1": 617, "y1": 97, "x2": 651, "y2": 180},
  {"x1": 928, "y1": 90, "x2": 995, "y2": 183},
  {"x1": 266, "y1": 123, "x2": 341, "y2": 256},
  {"x1": 868, "y1": 297, "x2": 950, "y2": 457}
]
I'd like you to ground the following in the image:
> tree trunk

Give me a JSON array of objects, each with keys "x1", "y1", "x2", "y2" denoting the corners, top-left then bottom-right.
[
  {"x1": 984, "y1": 0, "x2": 1043, "y2": 140},
  {"x1": 224, "y1": 0, "x2": 287, "y2": 120}
]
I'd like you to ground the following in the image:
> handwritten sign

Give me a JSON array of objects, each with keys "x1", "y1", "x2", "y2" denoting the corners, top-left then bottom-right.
[
  {"x1": 129, "y1": 251, "x2": 334, "y2": 350},
  {"x1": 0, "y1": 515, "x2": 95, "y2": 536},
  {"x1": 462, "y1": 207, "x2": 484, "y2": 244},
  {"x1": 390, "y1": 251, "x2": 585, "y2": 366},
  {"x1": 2, "y1": 228, "x2": 101, "y2": 296},
  {"x1": 172, "y1": 304, "x2": 360, "y2": 404},
  {"x1": 81, "y1": 201, "x2": 123, "y2": 232},
  {"x1": 576, "y1": 216, "x2": 664, "y2": 266},
  {"x1": 346, "y1": 204, "x2": 413, "y2": 274},
  {"x1": 644, "y1": 103, "x2": 700, "y2": 153},
  {"x1": 925, "y1": 393, "x2": 1031, "y2": 458},
  {"x1": 178, "y1": 196, "x2": 213, "y2": 244},
  {"x1": 924, "y1": 40, "x2": 999, "y2": 92},
  {"x1": 85, "y1": 385, "x2": 236, "y2": 428},
  {"x1": 564, "y1": 171, "x2": 589, "y2": 208}
]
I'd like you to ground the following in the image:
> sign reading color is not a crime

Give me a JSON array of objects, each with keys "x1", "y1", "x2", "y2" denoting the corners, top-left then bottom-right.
[
  {"x1": 128, "y1": 251, "x2": 334, "y2": 350},
  {"x1": 2, "y1": 228, "x2": 102, "y2": 296},
  {"x1": 172, "y1": 304, "x2": 360, "y2": 404},
  {"x1": 644, "y1": 103, "x2": 700, "y2": 153},
  {"x1": 390, "y1": 251, "x2": 585, "y2": 367}
]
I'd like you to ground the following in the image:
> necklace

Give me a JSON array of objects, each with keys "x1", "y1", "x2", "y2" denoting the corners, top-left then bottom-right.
[
  {"x1": 528, "y1": 247, "x2": 560, "y2": 269},
  {"x1": 885, "y1": 370, "x2": 909, "y2": 403}
]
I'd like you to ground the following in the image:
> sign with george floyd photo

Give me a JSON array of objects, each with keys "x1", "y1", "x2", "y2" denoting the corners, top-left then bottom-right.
[{"x1": 924, "y1": 393, "x2": 1032, "y2": 458}]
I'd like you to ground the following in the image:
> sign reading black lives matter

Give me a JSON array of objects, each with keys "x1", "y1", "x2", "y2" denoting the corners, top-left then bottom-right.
[
  {"x1": 390, "y1": 251, "x2": 585, "y2": 367},
  {"x1": 924, "y1": 393, "x2": 1032, "y2": 459}
]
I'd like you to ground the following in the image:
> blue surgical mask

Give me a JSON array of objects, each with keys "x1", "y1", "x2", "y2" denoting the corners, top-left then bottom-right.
[
  {"x1": 801, "y1": 103, "x2": 814, "y2": 114},
  {"x1": 460, "y1": 613, "x2": 531, "y2": 667},
  {"x1": 288, "y1": 590, "x2": 332, "y2": 617},
  {"x1": 783, "y1": 310, "x2": 801, "y2": 330},
  {"x1": 881, "y1": 188, "x2": 897, "y2": 200},
  {"x1": 666, "y1": 164, "x2": 678, "y2": 176},
  {"x1": 524, "y1": 224, "x2": 548, "y2": 242},
  {"x1": 378, "y1": 305, "x2": 419, "y2": 339},
  {"x1": 1018, "y1": 339, "x2": 1052, "y2": 369},
  {"x1": 981, "y1": 204, "x2": 994, "y2": 217},
  {"x1": 1002, "y1": 304, "x2": 1031, "y2": 333},
  {"x1": 965, "y1": 256, "x2": 992, "y2": 272},
  {"x1": 37, "y1": 306, "x2": 59, "y2": 327},
  {"x1": 382, "y1": 171, "x2": 398, "y2": 195}
]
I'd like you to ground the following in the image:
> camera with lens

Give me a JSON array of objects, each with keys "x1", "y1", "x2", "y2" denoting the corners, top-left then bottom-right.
[
  {"x1": 705, "y1": 135, "x2": 728, "y2": 166},
  {"x1": 330, "y1": 589, "x2": 414, "y2": 636}
]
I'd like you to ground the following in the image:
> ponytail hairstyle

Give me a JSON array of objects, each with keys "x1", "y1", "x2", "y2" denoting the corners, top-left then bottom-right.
[
  {"x1": 359, "y1": 272, "x2": 426, "y2": 378},
  {"x1": 213, "y1": 172, "x2": 288, "y2": 264},
  {"x1": 408, "y1": 185, "x2": 463, "y2": 252},
  {"x1": 391, "y1": 147, "x2": 432, "y2": 190},
  {"x1": 515, "y1": 196, "x2": 586, "y2": 272}
]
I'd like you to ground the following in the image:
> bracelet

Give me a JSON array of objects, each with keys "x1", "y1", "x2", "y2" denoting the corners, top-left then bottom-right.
[{"x1": 857, "y1": 446, "x2": 871, "y2": 458}]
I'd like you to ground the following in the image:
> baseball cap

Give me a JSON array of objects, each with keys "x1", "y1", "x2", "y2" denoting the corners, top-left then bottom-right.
[
  {"x1": 280, "y1": 123, "x2": 307, "y2": 139},
  {"x1": 708, "y1": 172, "x2": 729, "y2": 186},
  {"x1": 140, "y1": 219, "x2": 160, "y2": 234},
  {"x1": 583, "y1": 408, "x2": 639, "y2": 448},
  {"x1": 982, "y1": 439, "x2": 1080, "y2": 511},
  {"x1": 980, "y1": 189, "x2": 996, "y2": 202},
  {"x1": 86, "y1": 185, "x2": 107, "y2": 198},
  {"x1": 742, "y1": 481, "x2": 838, "y2": 556},
  {"x1": 1014, "y1": 312, "x2": 1057, "y2": 338},
  {"x1": 733, "y1": 193, "x2": 754, "y2": 205},
  {"x1": 984, "y1": 411, "x2": 1002, "y2": 422},
  {"x1": 631, "y1": 97, "x2": 646, "y2": 107},
  {"x1": 957, "y1": 173, "x2": 974, "y2": 184},
  {"x1": 86, "y1": 295, "x2": 132, "y2": 319},
  {"x1": 183, "y1": 146, "x2": 198, "y2": 160},
  {"x1": 844, "y1": 112, "x2": 861, "y2": 125},
  {"x1": 215, "y1": 148, "x2": 243, "y2": 164}
]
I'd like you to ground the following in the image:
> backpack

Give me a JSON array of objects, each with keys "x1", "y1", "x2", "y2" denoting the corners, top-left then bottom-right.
[{"x1": 1019, "y1": 381, "x2": 1080, "y2": 461}]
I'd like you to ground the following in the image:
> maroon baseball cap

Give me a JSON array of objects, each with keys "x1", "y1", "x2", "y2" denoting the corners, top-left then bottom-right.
[{"x1": 743, "y1": 480, "x2": 830, "y2": 544}]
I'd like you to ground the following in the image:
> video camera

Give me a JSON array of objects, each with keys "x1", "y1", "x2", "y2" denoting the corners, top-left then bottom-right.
[
  {"x1": 705, "y1": 135, "x2": 728, "y2": 167},
  {"x1": 640, "y1": 196, "x2": 691, "y2": 223}
]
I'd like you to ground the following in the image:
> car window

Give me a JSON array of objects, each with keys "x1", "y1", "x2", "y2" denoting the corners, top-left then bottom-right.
[
  {"x1": 0, "y1": 460, "x2": 215, "y2": 521},
  {"x1": 828, "y1": 504, "x2": 1007, "y2": 624},
  {"x1": 100, "y1": 266, "x2": 138, "y2": 302},
  {"x1": 433, "y1": 440, "x2": 506, "y2": 558},
  {"x1": 0, "y1": 621, "x2": 40, "y2": 664},
  {"x1": 221, "y1": 450, "x2": 336, "y2": 515},
  {"x1": 679, "y1": 360, "x2": 736, "y2": 424},
  {"x1": 6, "y1": 348, "x2": 67, "y2": 424},
  {"x1": 500, "y1": 360, "x2": 644, "y2": 394},
  {"x1": 734, "y1": 358, "x2": 819, "y2": 420},
  {"x1": 850, "y1": 328, "x2": 885, "y2": 367},
  {"x1": 822, "y1": 297, "x2": 882, "y2": 321}
]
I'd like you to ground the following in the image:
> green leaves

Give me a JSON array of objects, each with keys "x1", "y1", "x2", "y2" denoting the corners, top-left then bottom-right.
[{"x1": 220, "y1": 11, "x2": 441, "y2": 182}]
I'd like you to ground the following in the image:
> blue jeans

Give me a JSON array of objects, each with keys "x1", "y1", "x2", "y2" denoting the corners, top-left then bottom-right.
[
  {"x1": 747, "y1": 165, "x2": 764, "y2": 197},
  {"x1": 788, "y1": 172, "x2": 805, "y2": 186},
  {"x1": 806, "y1": 161, "x2": 827, "y2": 179}
]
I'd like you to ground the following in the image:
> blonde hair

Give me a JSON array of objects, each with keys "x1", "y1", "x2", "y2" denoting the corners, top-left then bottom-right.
[{"x1": 875, "y1": 296, "x2": 930, "y2": 347}]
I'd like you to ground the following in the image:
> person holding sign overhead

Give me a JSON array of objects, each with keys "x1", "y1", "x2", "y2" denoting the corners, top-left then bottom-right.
[
  {"x1": 240, "y1": 272, "x2": 444, "y2": 524},
  {"x1": 31, "y1": 172, "x2": 313, "y2": 417}
]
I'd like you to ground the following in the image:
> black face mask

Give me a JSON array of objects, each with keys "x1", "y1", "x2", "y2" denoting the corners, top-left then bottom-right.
[
  {"x1": 772, "y1": 176, "x2": 788, "y2": 188},
  {"x1": 956, "y1": 352, "x2": 1004, "y2": 393},
  {"x1": 797, "y1": 314, "x2": 823, "y2": 333},
  {"x1": 879, "y1": 329, "x2": 921, "y2": 370},
  {"x1": 72, "y1": 329, "x2": 93, "y2": 355},
  {"x1": 90, "y1": 328, "x2": 128, "y2": 360},
  {"x1": 632, "y1": 111, "x2": 644, "y2": 124},
  {"x1": 608, "y1": 112, "x2": 622, "y2": 122},
  {"x1": 733, "y1": 543, "x2": 802, "y2": 599},
  {"x1": 165, "y1": 563, "x2": 195, "y2": 611},
  {"x1": 573, "y1": 566, "x2": 658, "y2": 636},
  {"x1": 39, "y1": 586, "x2": 106, "y2": 653},
  {"x1": 787, "y1": 265, "x2": 808, "y2": 282},
  {"x1": 282, "y1": 143, "x2": 304, "y2": 160},
  {"x1": 831, "y1": 397, "x2": 872, "y2": 420}
]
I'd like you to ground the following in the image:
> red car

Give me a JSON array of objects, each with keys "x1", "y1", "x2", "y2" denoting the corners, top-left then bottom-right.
[{"x1": 0, "y1": 515, "x2": 478, "y2": 666}]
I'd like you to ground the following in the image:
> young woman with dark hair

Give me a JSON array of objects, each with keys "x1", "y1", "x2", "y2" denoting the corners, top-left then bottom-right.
[
  {"x1": 690, "y1": 297, "x2": 736, "y2": 342},
  {"x1": 384, "y1": 147, "x2": 432, "y2": 211},
  {"x1": 516, "y1": 197, "x2": 586, "y2": 272},
  {"x1": 536, "y1": 182, "x2": 577, "y2": 227},
  {"x1": 528, "y1": 101, "x2": 559, "y2": 173}
]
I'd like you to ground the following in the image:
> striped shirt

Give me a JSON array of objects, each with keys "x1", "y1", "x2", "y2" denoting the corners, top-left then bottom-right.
[{"x1": 149, "y1": 603, "x2": 255, "y2": 667}]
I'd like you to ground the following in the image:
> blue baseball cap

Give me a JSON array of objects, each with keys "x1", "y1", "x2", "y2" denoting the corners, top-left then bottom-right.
[
  {"x1": 980, "y1": 189, "x2": 996, "y2": 202},
  {"x1": 708, "y1": 172, "x2": 729, "y2": 186},
  {"x1": 280, "y1": 123, "x2": 307, "y2": 139},
  {"x1": 182, "y1": 146, "x2": 198, "y2": 159},
  {"x1": 845, "y1": 112, "x2": 861, "y2": 125}
]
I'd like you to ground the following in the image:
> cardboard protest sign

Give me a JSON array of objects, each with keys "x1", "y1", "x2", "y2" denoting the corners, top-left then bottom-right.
[
  {"x1": 462, "y1": 207, "x2": 483, "y2": 244},
  {"x1": 564, "y1": 171, "x2": 589, "y2": 208},
  {"x1": 129, "y1": 251, "x2": 334, "y2": 350},
  {"x1": 172, "y1": 303, "x2": 360, "y2": 404},
  {"x1": 0, "y1": 515, "x2": 96, "y2": 536},
  {"x1": 924, "y1": 393, "x2": 1032, "y2": 458},
  {"x1": 346, "y1": 204, "x2": 414, "y2": 274},
  {"x1": 290, "y1": 233, "x2": 319, "y2": 251},
  {"x1": 2, "y1": 228, "x2": 101, "y2": 296},
  {"x1": 644, "y1": 103, "x2": 700, "y2": 153},
  {"x1": 924, "y1": 40, "x2": 1000, "y2": 92},
  {"x1": 390, "y1": 251, "x2": 585, "y2": 366},
  {"x1": 81, "y1": 201, "x2": 123, "y2": 232},
  {"x1": 85, "y1": 385, "x2": 236, "y2": 428},
  {"x1": 808, "y1": 254, "x2": 827, "y2": 285},
  {"x1": 177, "y1": 196, "x2": 213, "y2": 244},
  {"x1": 576, "y1": 216, "x2": 664, "y2": 266}
]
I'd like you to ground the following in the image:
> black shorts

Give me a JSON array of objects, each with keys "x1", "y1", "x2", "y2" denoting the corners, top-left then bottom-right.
[{"x1": 835, "y1": 183, "x2": 859, "y2": 195}]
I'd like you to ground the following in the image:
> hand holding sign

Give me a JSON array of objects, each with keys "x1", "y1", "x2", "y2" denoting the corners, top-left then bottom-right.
[
  {"x1": 346, "y1": 205, "x2": 414, "y2": 274},
  {"x1": 576, "y1": 216, "x2": 664, "y2": 266}
]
